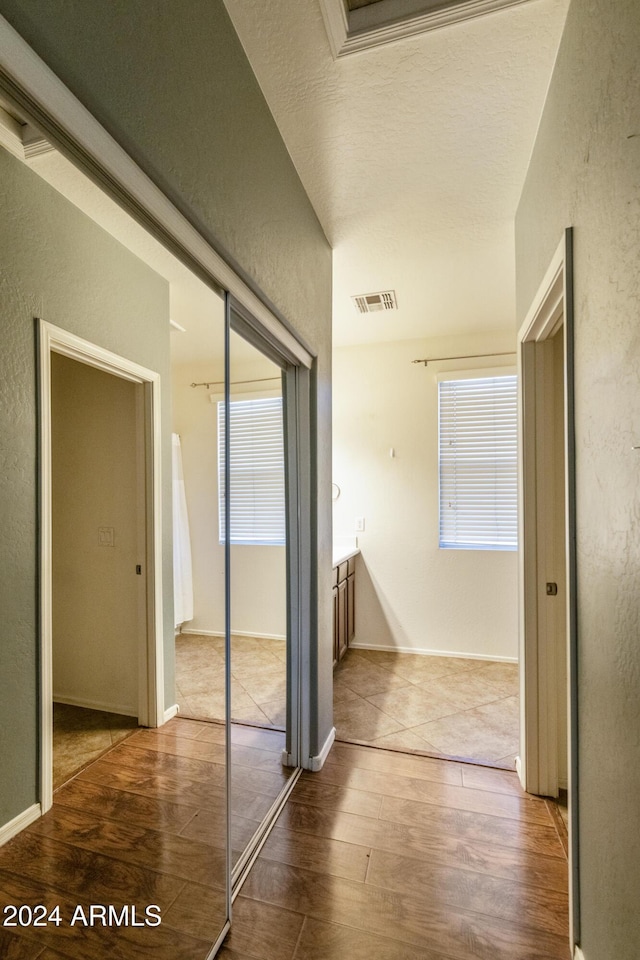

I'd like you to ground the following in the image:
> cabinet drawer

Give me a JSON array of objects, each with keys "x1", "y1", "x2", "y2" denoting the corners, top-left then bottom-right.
[
  {"x1": 338, "y1": 561, "x2": 349, "y2": 583},
  {"x1": 347, "y1": 556, "x2": 356, "y2": 576},
  {"x1": 332, "y1": 564, "x2": 338, "y2": 587}
]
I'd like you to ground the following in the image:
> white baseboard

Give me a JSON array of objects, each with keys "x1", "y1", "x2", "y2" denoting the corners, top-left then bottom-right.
[
  {"x1": 163, "y1": 703, "x2": 180, "y2": 723},
  {"x1": 349, "y1": 642, "x2": 517, "y2": 663},
  {"x1": 307, "y1": 726, "x2": 336, "y2": 772},
  {"x1": 53, "y1": 693, "x2": 137, "y2": 717},
  {"x1": 0, "y1": 803, "x2": 41, "y2": 848},
  {"x1": 180, "y1": 628, "x2": 286, "y2": 641},
  {"x1": 574, "y1": 947, "x2": 585, "y2": 960},
  {"x1": 515, "y1": 755, "x2": 526, "y2": 790}
]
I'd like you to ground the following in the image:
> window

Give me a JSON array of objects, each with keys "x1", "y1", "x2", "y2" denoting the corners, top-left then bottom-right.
[
  {"x1": 218, "y1": 396, "x2": 286, "y2": 545},
  {"x1": 438, "y1": 374, "x2": 517, "y2": 550}
]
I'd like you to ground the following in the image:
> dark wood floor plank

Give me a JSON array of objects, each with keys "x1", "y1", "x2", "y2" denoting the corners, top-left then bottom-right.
[
  {"x1": 0, "y1": 831, "x2": 184, "y2": 908},
  {"x1": 259, "y1": 825, "x2": 371, "y2": 882},
  {"x1": 78, "y1": 760, "x2": 224, "y2": 809},
  {"x1": 293, "y1": 916, "x2": 456, "y2": 960},
  {"x1": 327, "y1": 741, "x2": 465, "y2": 785},
  {"x1": 366, "y1": 848, "x2": 568, "y2": 938},
  {"x1": 91, "y1": 742, "x2": 227, "y2": 787},
  {"x1": 156, "y1": 881, "x2": 228, "y2": 943},
  {"x1": 27, "y1": 807, "x2": 227, "y2": 890},
  {"x1": 287, "y1": 777, "x2": 383, "y2": 818},
  {"x1": 0, "y1": 874, "x2": 214, "y2": 960},
  {"x1": 460, "y1": 765, "x2": 543, "y2": 799},
  {"x1": 274, "y1": 801, "x2": 568, "y2": 889},
  {"x1": 231, "y1": 744, "x2": 291, "y2": 774},
  {"x1": 221, "y1": 896, "x2": 303, "y2": 960},
  {"x1": 146, "y1": 717, "x2": 216, "y2": 741},
  {"x1": 307, "y1": 761, "x2": 551, "y2": 824},
  {"x1": 241, "y1": 859, "x2": 569, "y2": 960},
  {"x1": 228, "y1": 725, "x2": 286, "y2": 751},
  {"x1": 0, "y1": 928, "x2": 46, "y2": 960},
  {"x1": 53, "y1": 779, "x2": 198, "y2": 835},
  {"x1": 125, "y1": 730, "x2": 226, "y2": 765},
  {"x1": 379, "y1": 795, "x2": 565, "y2": 858},
  {"x1": 180, "y1": 807, "x2": 260, "y2": 855}
]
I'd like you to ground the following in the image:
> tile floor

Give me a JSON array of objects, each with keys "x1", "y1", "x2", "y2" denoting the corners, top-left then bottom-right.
[
  {"x1": 175, "y1": 633, "x2": 287, "y2": 728},
  {"x1": 175, "y1": 635, "x2": 519, "y2": 769},
  {"x1": 334, "y1": 649, "x2": 519, "y2": 769},
  {"x1": 53, "y1": 702, "x2": 139, "y2": 789}
]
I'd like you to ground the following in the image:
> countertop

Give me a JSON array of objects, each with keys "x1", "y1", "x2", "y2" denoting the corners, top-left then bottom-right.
[{"x1": 332, "y1": 539, "x2": 360, "y2": 567}]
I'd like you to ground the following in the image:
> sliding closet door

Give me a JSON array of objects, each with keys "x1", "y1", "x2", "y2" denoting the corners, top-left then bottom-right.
[
  {"x1": 169, "y1": 284, "x2": 231, "y2": 950},
  {"x1": 224, "y1": 307, "x2": 299, "y2": 877}
]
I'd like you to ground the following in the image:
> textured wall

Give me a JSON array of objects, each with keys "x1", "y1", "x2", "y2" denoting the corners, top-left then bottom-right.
[
  {"x1": 0, "y1": 0, "x2": 333, "y2": 756},
  {"x1": 0, "y1": 147, "x2": 170, "y2": 828},
  {"x1": 516, "y1": 0, "x2": 640, "y2": 954},
  {"x1": 333, "y1": 337, "x2": 518, "y2": 661}
]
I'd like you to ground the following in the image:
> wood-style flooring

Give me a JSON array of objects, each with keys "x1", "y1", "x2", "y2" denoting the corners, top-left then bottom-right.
[
  {"x1": 1, "y1": 720, "x2": 569, "y2": 960},
  {"x1": 221, "y1": 739, "x2": 570, "y2": 960},
  {"x1": 0, "y1": 717, "x2": 288, "y2": 960}
]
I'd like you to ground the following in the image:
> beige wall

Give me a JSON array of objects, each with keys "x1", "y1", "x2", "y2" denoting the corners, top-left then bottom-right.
[
  {"x1": 333, "y1": 336, "x2": 518, "y2": 661},
  {"x1": 0, "y1": 144, "x2": 170, "y2": 828},
  {"x1": 172, "y1": 356, "x2": 287, "y2": 640},
  {"x1": 52, "y1": 354, "x2": 141, "y2": 715},
  {"x1": 516, "y1": 0, "x2": 640, "y2": 954}
]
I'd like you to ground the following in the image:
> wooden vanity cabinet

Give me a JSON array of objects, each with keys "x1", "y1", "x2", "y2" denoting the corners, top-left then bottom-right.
[{"x1": 333, "y1": 555, "x2": 356, "y2": 665}]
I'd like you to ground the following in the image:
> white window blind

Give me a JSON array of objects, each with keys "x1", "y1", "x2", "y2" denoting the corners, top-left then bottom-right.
[
  {"x1": 438, "y1": 375, "x2": 517, "y2": 550},
  {"x1": 218, "y1": 396, "x2": 286, "y2": 545}
]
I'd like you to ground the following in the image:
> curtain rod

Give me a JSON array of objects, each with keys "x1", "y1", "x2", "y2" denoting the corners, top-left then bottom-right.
[
  {"x1": 412, "y1": 351, "x2": 515, "y2": 367},
  {"x1": 190, "y1": 376, "x2": 281, "y2": 388}
]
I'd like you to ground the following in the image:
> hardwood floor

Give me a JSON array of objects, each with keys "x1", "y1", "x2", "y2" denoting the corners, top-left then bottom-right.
[
  {"x1": 0, "y1": 723, "x2": 569, "y2": 960},
  {"x1": 221, "y1": 740, "x2": 570, "y2": 960}
]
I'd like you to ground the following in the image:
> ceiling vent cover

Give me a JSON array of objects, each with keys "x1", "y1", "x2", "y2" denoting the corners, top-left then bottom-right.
[{"x1": 352, "y1": 290, "x2": 397, "y2": 314}]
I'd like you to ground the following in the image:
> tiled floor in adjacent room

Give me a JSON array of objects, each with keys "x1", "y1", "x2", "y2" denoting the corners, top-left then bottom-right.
[
  {"x1": 53, "y1": 703, "x2": 139, "y2": 790},
  {"x1": 334, "y1": 649, "x2": 519, "y2": 769},
  {"x1": 175, "y1": 635, "x2": 519, "y2": 770},
  {"x1": 175, "y1": 633, "x2": 287, "y2": 728}
]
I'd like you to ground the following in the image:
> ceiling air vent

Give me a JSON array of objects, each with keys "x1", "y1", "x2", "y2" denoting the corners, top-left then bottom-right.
[{"x1": 352, "y1": 290, "x2": 397, "y2": 314}]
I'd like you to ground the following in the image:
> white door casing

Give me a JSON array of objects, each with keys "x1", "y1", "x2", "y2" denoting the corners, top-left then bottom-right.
[
  {"x1": 38, "y1": 319, "x2": 164, "y2": 813},
  {"x1": 517, "y1": 228, "x2": 579, "y2": 947}
]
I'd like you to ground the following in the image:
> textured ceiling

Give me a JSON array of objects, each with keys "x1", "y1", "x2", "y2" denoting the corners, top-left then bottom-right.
[{"x1": 223, "y1": 0, "x2": 569, "y2": 345}]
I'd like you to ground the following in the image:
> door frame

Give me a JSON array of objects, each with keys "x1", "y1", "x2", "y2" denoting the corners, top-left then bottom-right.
[
  {"x1": 38, "y1": 319, "x2": 164, "y2": 813},
  {"x1": 517, "y1": 228, "x2": 579, "y2": 945}
]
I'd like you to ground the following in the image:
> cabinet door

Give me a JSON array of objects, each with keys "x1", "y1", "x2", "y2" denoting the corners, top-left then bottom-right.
[
  {"x1": 347, "y1": 573, "x2": 355, "y2": 642},
  {"x1": 332, "y1": 585, "x2": 339, "y2": 666},
  {"x1": 337, "y1": 579, "x2": 348, "y2": 661}
]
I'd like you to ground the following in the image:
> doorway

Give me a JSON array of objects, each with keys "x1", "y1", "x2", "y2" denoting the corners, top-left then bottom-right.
[
  {"x1": 39, "y1": 320, "x2": 163, "y2": 813},
  {"x1": 518, "y1": 228, "x2": 578, "y2": 946}
]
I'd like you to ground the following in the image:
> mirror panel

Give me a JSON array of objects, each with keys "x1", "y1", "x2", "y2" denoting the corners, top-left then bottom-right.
[{"x1": 227, "y1": 321, "x2": 297, "y2": 870}]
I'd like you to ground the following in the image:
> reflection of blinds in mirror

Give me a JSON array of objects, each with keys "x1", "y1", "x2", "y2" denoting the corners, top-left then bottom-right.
[
  {"x1": 438, "y1": 375, "x2": 518, "y2": 551},
  {"x1": 218, "y1": 397, "x2": 286, "y2": 545}
]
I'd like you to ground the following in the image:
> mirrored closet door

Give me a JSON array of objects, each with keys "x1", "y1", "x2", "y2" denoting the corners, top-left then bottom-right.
[{"x1": 2, "y1": 73, "x2": 304, "y2": 959}]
